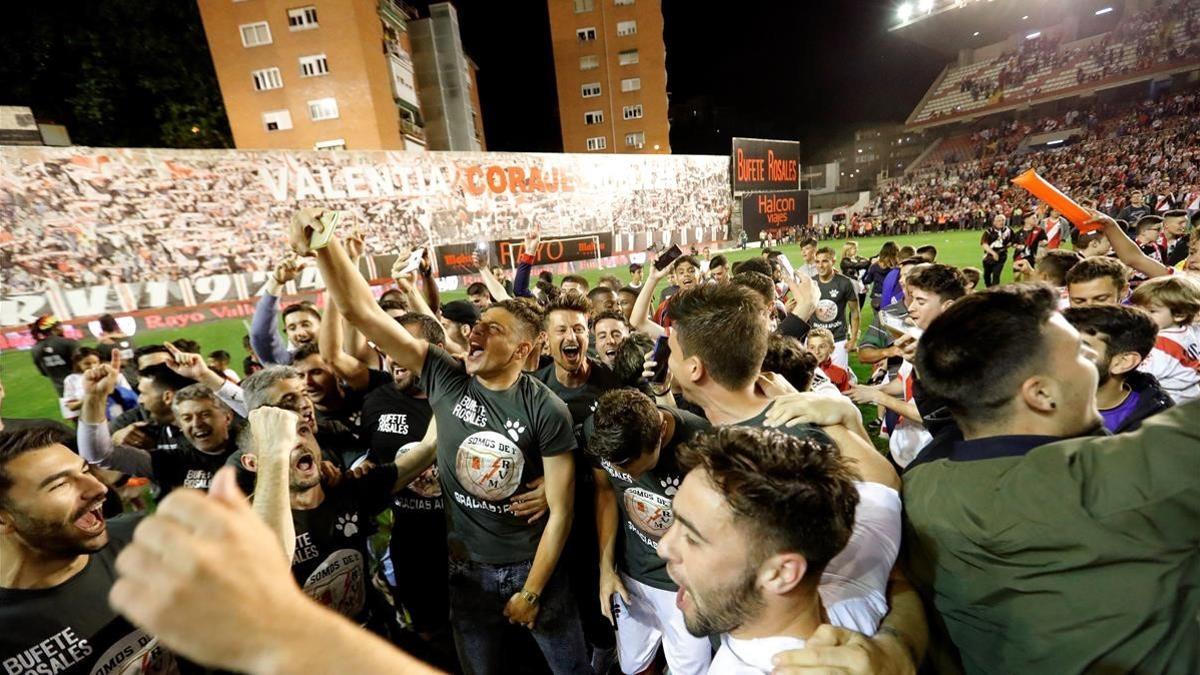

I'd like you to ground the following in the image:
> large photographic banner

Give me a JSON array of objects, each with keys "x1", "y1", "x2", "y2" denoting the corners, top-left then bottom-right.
[{"x1": 0, "y1": 147, "x2": 731, "y2": 329}]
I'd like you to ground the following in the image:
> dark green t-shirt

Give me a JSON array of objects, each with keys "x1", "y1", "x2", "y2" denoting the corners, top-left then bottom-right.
[
  {"x1": 422, "y1": 345, "x2": 576, "y2": 564},
  {"x1": 733, "y1": 403, "x2": 834, "y2": 443},
  {"x1": 533, "y1": 358, "x2": 624, "y2": 447},
  {"x1": 588, "y1": 407, "x2": 710, "y2": 590}
]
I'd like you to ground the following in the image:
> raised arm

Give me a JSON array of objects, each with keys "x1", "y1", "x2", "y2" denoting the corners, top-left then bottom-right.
[
  {"x1": 511, "y1": 225, "x2": 542, "y2": 299},
  {"x1": 251, "y1": 258, "x2": 302, "y2": 365},
  {"x1": 162, "y1": 343, "x2": 248, "y2": 418},
  {"x1": 318, "y1": 296, "x2": 372, "y2": 392},
  {"x1": 248, "y1": 407, "x2": 299, "y2": 561},
  {"x1": 630, "y1": 261, "x2": 670, "y2": 340},
  {"x1": 78, "y1": 351, "x2": 153, "y2": 475},
  {"x1": 475, "y1": 253, "x2": 512, "y2": 302},
  {"x1": 418, "y1": 247, "x2": 441, "y2": 314},
  {"x1": 292, "y1": 209, "x2": 429, "y2": 376},
  {"x1": 1088, "y1": 210, "x2": 1171, "y2": 278}
]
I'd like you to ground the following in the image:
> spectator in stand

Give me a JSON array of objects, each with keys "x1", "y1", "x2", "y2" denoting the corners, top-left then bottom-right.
[
  {"x1": 1063, "y1": 305, "x2": 1173, "y2": 433},
  {"x1": 1133, "y1": 215, "x2": 1168, "y2": 270},
  {"x1": 1128, "y1": 275, "x2": 1200, "y2": 403},
  {"x1": 1117, "y1": 190, "x2": 1152, "y2": 224},
  {"x1": 1159, "y1": 210, "x2": 1191, "y2": 267}
]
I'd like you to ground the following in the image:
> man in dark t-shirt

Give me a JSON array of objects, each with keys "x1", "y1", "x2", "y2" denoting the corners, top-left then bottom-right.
[
  {"x1": 31, "y1": 317, "x2": 78, "y2": 398},
  {"x1": 811, "y1": 247, "x2": 861, "y2": 369},
  {"x1": 0, "y1": 427, "x2": 183, "y2": 674},
  {"x1": 305, "y1": 221, "x2": 590, "y2": 675},
  {"x1": 585, "y1": 389, "x2": 714, "y2": 675}
]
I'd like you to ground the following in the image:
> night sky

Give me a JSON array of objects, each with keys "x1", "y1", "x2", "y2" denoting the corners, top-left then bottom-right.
[{"x1": 447, "y1": 0, "x2": 947, "y2": 160}]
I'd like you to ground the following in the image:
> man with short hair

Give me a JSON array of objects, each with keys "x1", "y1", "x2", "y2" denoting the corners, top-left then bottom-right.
[
  {"x1": 708, "y1": 254, "x2": 729, "y2": 284},
  {"x1": 30, "y1": 315, "x2": 77, "y2": 401},
  {"x1": 660, "y1": 426, "x2": 901, "y2": 674},
  {"x1": 593, "y1": 311, "x2": 631, "y2": 369},
  {"x1": 1066, "y1": 256, "x2": 1130, "y2": 306},
  {"x1": 811, "y1": 247, "x2": 860, "y2": 368},
  {"x1": 251, "y1": 258, "x2": 323, "y2": 366},
  {"x1": 1027, "y1": 249, "x2": 1082, "y2": 308},
  {"x1": 562, "y1": 275, "x2": 590, "y2": 295},
  {"x1": 1116, "y1": 190, "x2": 1151, "y2": 223},
  {"x1": 628, "y1": 263, "x2": 644, "y2": 290},
  {"x1": 1074, "y1": 229, "x2": 1112, "y2": 258},
  {"x1": 0, "y1": 426, "x2": 184, "y2": 673},
  {"x1": 300, "y1": 212, "x2": 590, "y2": 675},
  {"x1": 915, "y1": 245, "x2": 938, "y2": 262},
  {"x1": 586, "y1": 286, "x2": 619, "y2": 319},
  {"x1": 466, "y1": 282, "x2": 493, "y2": 310},
  {"x1": 439, "y1": 300, "x2": 480, "y2": 356},
  {"x1": 586, "y1": 389, "x2": 713, "y2": 675},
  {"x1": 904, "y1": 284, "x2": 1200, "y2": 673},
  {"x1": 798, "y1": 238, "x2": 819, "y2": 278},
  {"x1": 1062, "y1": 305, "x2": 1172, "y2": 433},
  {"x1": 617, "y1": 287, "x2": 640, "y2": 323},
  {"x1": 80, "y1": 363, "x2": 238, "y2": 494},
  {"x1": 981, "y1": 214, "x2": 1014, "y2": 287},
  {"x1": 107, "y1": 359, "x2": 198, "y2": 453},
  {"x1": 1159, "y1": 209, "x2": 1191, "y2": 267},
  {"x1": 94, "y1": 314, "x2": 137, "y2": 386}
]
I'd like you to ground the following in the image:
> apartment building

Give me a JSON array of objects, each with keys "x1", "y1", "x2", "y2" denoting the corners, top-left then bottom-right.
[{"x1": 547, "y1": 0, "x2": 671, "y2": 154}]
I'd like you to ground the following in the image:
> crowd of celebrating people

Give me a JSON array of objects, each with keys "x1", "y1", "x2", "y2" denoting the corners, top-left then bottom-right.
[{"x1": 3, "y1": 180, "x2": 1198, "y2": 675}]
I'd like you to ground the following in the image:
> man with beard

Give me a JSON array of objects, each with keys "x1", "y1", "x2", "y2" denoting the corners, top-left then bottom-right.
[
  {"x1": 586, "y1": 389, "x2": 714, "y2": 675},
  {"x1": 359, "y1": 313, "x2": 453, "y2": 656},
  {"x1": 593, "y1": 311, "x2": 631, "y2": 370},
  {"x1": 0, "y1": 426, "x2": 183, "y2": 674},
  {"x1": 251, "y1": 257, "x2": 322, "y2": 366},
  {"x1": 107, "y1": 351, "x2": 199, "y2": 454},
  {"x1": 298, "y1": 210, "x2": 589, "y2": 675},
  {"x1": 659, "y1": 426, "x2": 900, "y2": 674},
  {"x1": 236, "y1": 371, "x2": 411, "y2": 630},
  {"x1": 904, "y1": 285, "x2": 1200, "y2": 673},
  {"x1": 79, "y1": 353, "x2": 238, "y2": 494}
]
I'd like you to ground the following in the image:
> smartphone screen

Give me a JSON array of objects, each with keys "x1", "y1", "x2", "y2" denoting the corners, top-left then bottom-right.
[
  {"x1": 654, "y1": 244, "x2": 683, "y2": 272},
  {"x1": 648, "y1": 335, "x2": 671, "y2": 384}
]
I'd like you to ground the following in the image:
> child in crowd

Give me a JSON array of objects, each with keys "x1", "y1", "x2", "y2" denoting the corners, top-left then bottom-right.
[
  {"x1": 806, "y1": 327, "x2": 853, "y2": 392},
  {"x1": 1129, "y1": 275, "x2": 1200, "y2": 404}
]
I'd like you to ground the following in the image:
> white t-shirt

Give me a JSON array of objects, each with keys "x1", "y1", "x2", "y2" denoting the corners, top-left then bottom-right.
[
  {"x1": 1138, "y1": 324, "x2": 1200, "y2": 404},
  {"x1": 707, "y1": 482, "x2": 902, "y2": 674},
  {"x1": 887, "y1": 362, "x2": 932, "y2": 469},
  {"x1": 60, "y1": 372, "x2": 132, "y2": 420}
]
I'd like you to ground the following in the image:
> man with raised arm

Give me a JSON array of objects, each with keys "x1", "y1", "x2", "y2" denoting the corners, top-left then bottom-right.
[{"x1": 293, "y1": 209, "x2": 589, "y2": 675}]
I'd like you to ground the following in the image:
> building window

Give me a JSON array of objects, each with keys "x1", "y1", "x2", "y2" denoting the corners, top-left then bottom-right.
[
  {"x1": 307, "y1": 97, "x2": 339, "y2": 121},
  {"x1": 314, "y1": 139, "x2": 346, "y2": 151},
  {"x1": 577, "y1": 27, "x2": 597, "y2": 41},
  {"x1": 581, "y1": 82, "x2": 602, "y2": 98},
  {"x1": 584, "y1": 110, "x2": 604, "y2": 125},
  {"x1": 287, "y1": 6, "x2": 318, "y2": 30},
  {"x1": 618, "y1": 49, "x2": 639, "y2": 65},
  {"x1": 620, "y1": 77, "x2": 641, "y2": 92},
  {"x1": 574, "y1": 0, "x2": 594, "y2": 12},
  {"x1": 622, "y1": 104, "x2": 643, "y2": 120},
  {"x1": 579, "y1": 55, "x2": 599, "y2": 70},
  {"x1": 614, "y1": 0, "x2": 634, "y2": 5},
  {"x1": 299, "y1": 54, "x2": 329, "y2": 77},
  {"x1": 625, "y1": 131, "x2": 645, "y2": 148},
  {"x1": 251, "y1": 67, "x2": 283, "y2": 91},
  {"x1": 262, "y1": 109, "x2": 293, "y2": 131},
  {"x1": 239, "y1": 21, "x2": 272, "y2": 47},
  {"x1": 586, "y1": 136, "x2": 607, "y2": 151},
  {"x1": 616, "y1": 20, "x2": 637, "y2": 36}
]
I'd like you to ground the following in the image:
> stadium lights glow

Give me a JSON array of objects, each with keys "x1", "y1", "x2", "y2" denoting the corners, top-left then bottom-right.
[
  {"x1": 898, "y1": 3, "x2": 913, "y2": 21},
  {"x1": 973, "y1": 31, "x2": 981, "y2": 36},
  {"x1": 1026, "y1": 31, "x2": 1041, "y2": 39},
  {"x1": 1021, "y1": 14, "x2": 1029, "y2": 20},
  {"x1": 1095, "y1": 6, "x2": 1113, "y2": 14},
  {"x1": 918, "y1": 0, "x2": 934, "y2": 12}
]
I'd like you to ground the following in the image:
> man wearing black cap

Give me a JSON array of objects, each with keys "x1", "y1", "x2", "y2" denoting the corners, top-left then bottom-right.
[
  {"x1": 30, "y1": 316, "x2": 78, "y2": 402},
  {"x1": 439, "y1": 300, "x2": 479, "y2": 357},
  {"x1": 1159, "y1": 210, "x2": 1190, "y2": 267}
]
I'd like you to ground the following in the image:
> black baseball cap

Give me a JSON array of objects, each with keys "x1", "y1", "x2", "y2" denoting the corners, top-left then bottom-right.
[{"x1": 441, "y1": 300, "x2": 480, "y2": 326}]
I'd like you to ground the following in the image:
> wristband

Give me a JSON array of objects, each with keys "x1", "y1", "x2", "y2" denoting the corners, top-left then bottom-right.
[{"x1": 518, "y1": 253, "x2": 536, "y2": 265}]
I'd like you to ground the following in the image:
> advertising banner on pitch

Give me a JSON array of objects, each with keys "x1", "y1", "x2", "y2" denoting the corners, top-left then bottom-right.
[
  {"x1": 731, "y1": 138, "x2": 800, "y2": 195},
  {"x1": 740, "y1": 190, "x2": 810, "y2": 240}
]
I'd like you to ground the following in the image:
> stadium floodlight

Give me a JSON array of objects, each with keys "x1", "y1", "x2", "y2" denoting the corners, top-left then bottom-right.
[
  {"x1": 898, "y1": 3, "x2": 913, "y2": 22},
  {"x1": 918, "y1": 0, "x2": 934, "y2": 13},
  {"x1": 1095, "y1": 6, "x2": 1113, "y2": 14},
  {"x1": 1026, "y1": 31, "x2": 1041, "y2": 39},
  {"x1": 973, "y1": 31, "x2": 981, "y2": 36}
]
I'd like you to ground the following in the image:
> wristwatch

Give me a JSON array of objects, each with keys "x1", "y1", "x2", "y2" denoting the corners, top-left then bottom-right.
[{"x1": 519, "y1": 589, "x2": 540, "y2": 606}]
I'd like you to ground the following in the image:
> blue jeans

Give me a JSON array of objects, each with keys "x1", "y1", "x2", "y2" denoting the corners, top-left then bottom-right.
[{"x1": 448, "y1": 557, "x2": 591, "y2": 675}]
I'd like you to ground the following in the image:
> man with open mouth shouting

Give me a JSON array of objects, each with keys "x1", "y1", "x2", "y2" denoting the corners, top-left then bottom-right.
[
  {"x1": 296, "y1": 208, "x2": 589, "y2": 675},
  {"x1": 0, "y1": 425, "x2": 184, "y2": 674}
]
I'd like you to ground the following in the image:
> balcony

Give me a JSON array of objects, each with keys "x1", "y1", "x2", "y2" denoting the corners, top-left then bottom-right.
[{"x1": 379, "y1": 0, "x2": 417, "y2": 28}]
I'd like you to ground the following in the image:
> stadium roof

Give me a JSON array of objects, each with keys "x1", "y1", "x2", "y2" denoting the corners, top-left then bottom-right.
[{"x1": 889, "y1": 0, "x2": 1124, "y2": 56}]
